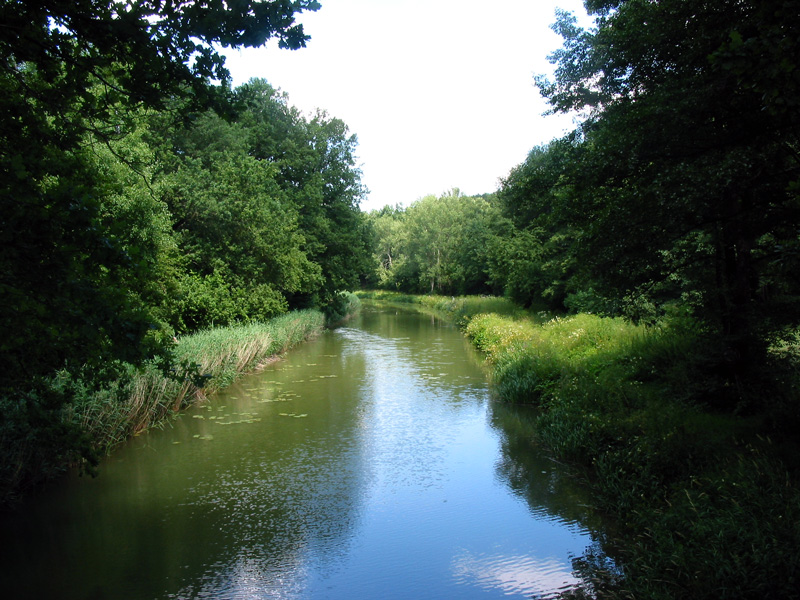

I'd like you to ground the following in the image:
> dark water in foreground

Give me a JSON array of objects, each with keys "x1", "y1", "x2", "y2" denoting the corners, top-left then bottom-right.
[{"x1": 2, "y1": 305, "x2": 603, "y2": 599}]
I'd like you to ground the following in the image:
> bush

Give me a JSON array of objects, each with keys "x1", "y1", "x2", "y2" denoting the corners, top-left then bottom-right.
[
  {"x1": 323, "y1": 291, "x2": 361, "y2": 326},
  {"x1": 0, "y1": 310, "x2": 325, "y2": 505}
]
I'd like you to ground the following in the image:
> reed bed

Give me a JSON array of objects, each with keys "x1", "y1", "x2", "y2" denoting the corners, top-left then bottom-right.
[
  {"x1": 68, "y1": 309, "x2": 325, "y2": 453},
  {"x1": 461, "y1": 308, "x2": 800, "y2": 599}
]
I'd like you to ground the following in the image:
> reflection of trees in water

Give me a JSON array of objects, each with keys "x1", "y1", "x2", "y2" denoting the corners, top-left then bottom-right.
[
  {"x1": 489, "y1": 401, "x2": 624, "y2": 598},
  {"x1": 0, "y1": 330, "x2": 373, "y2": 600},
  {"x1": 168, "y1": 336, "x2": 372, "y2": 599}
]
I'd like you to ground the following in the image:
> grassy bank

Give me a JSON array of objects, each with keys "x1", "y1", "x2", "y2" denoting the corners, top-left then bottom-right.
[
  {"x1": 355, "y1": 290, "x2": 533, "y2": 323},
  {"x1": 2, "y1": 308, "x2": 333, "y2": 504},
  {"x1": 466, "y1": 310, "x2": 800, "y2": 599},
  {"x1": 70, "y1": 309, "x2": 327, "y2": 451},
  {"x1": 364, "y1": 291, "x2": 800, "y2": 598}
]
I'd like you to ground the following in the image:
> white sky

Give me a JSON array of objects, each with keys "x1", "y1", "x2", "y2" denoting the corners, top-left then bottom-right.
[{"x1": 222, "y1": 0, "x2": 592, "y2": 212}]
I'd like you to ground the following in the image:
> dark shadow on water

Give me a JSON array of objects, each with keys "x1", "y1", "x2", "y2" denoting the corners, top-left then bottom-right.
[{"x1": 489, "y1": 401, "x2": 625, "y2": 599}]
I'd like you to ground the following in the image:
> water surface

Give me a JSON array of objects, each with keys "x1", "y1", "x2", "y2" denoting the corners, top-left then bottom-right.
[{"x1": 2, "y1": 305, "x2": 601, "y2": 599}]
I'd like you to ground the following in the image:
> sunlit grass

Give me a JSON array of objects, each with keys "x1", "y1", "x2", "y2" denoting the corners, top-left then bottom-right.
[
  {"x1": 459, "y1": 305, "x2": 800, "y2": 598},
  {"x1": 367, "y1": 289, "x2": 800, "y2": 598},
  {"x1": 356, "y1": 290, "x2": 530, "y2": 323},
  {"x1": 68, "y1": 310, "x2": 325, "y2": 451}
]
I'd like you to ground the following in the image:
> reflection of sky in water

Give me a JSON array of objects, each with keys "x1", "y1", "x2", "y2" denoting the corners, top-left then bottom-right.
[
  {"x1": 1, "y1": 307, "x2": 601, "y2": 600},
  {"x1": 452, "y1": 552, "x2": 581, "y2": 599},
  {"x1": 167, "y1": 312, "x2": 594, "y2": 599}
]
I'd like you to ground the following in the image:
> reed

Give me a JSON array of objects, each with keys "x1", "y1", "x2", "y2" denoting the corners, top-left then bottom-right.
[
  {"x1": 459, "y1": 305, "x2": 800, "y2": 599},
  {"x1": 67, "y1": 309, "x2": 325, "y2": 453}
]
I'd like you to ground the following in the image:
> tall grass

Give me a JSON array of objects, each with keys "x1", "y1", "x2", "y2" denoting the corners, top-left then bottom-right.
[
  {"x1": 420, "y1": 297, "x2": 800, "y2": 599},
  {"x1": 65, "y1": 310, "x2": 325, "y2": 454}
]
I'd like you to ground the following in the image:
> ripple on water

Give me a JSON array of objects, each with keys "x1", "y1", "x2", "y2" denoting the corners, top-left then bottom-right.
[{"x1": 451, "y1": 551, "x2": 583, "y2": 598}]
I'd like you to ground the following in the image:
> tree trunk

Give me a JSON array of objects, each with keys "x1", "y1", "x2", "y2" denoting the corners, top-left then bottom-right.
[{"x1": 715, "y1": 187, "x2": 758, "y2": 397}]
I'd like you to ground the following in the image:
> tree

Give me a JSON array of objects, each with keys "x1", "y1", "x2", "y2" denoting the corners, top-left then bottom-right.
[
  {"x1": 492, "y1": 139, "x2": 580, "y2": 309},
  {"x1": 536, "y1": 1, "x2": 800, "y2": 379},
  {"x1": 1, "y1": 1, "x2": 319, "y2": 122},
  {"x1": 238, "y1": 79, "x2": 372, "y2": 308},
  {"x1": 154, "y1": 109, "x2": 322, "y2": 331},
  {"x1": 1, "y1": 0, "x2": 320, "y2": 379},
  {"x1": 368, "y1": 191, "x2": 500, "y2": 295},
  {"x1": 0, "y1": 0, "x2": 320, "y2": 495}
]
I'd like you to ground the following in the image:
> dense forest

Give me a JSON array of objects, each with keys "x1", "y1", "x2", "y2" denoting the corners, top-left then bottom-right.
[
  {"x1": 0, "y1": 0, "x2": 371, "y2": 500},
  {"x1": 3, "y1": 0, "x2": 800, "y2": 585}
]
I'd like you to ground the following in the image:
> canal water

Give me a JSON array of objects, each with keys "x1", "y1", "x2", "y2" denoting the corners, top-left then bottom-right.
[{"x1": 2, "y1": 305, "x2": 603, "y2": 599}]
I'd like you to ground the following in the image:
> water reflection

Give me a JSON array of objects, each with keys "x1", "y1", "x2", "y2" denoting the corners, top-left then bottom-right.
[
  {"x1": 1, "y1": 305, "x2": 608, "y2": 599},
  {"x1": 452, "y1": 551, "x2": 581, "y2": 599},
  {"x1": 488, "y1": 397, "x2": 620, "y2": 599}
]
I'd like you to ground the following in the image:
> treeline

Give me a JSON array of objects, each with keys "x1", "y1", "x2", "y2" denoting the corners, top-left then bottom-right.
[
  {"x1": 365, "y1": 190, "x2": 503, "y2": 296},
  {"x1": 1, "y1": 1, "x2": 369, "y2": 500},
  {"x1": 369, "y1": 0, "x2": 800, "y2": 415}
]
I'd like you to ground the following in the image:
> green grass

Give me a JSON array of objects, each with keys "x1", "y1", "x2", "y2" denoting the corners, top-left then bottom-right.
[
  {"x1": 373, "y1": 291, "x2": 800, "y2": 599},
  {"x1": 356, "y1": 290, "x2": 532, "y2": 324}
]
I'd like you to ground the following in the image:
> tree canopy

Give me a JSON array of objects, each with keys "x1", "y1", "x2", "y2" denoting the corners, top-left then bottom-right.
[
  {"x1": 0, "y1": 0, "x2": 375, "y2": 497},
  {"x1": 532, "y1": 0, "x2": 800, "y2": 371}
]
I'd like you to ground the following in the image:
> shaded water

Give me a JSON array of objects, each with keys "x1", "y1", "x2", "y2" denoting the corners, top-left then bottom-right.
[{"x1": 2, "y1": 305, "x2": 603, "y2": 599}]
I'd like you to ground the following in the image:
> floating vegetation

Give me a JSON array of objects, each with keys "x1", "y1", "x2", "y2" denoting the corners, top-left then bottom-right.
[
  {"x1": 278, "y1": 413, "x2": 308, "y2": 418},
  {"x1": 192, "y1": 415, "x2": 205, "y2": 419},
  {"x1": 215, "y1": 417, "x2": 262, "y2": 425}
]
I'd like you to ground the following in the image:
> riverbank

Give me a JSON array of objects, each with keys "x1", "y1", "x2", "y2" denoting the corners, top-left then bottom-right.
[
  {"x1": 69, "y1": 310, "x2": 327, "y2": 453},
  {"x1": 3, "y1": 295, "x2": 361, "y2": 505},
  {"x1": 358, "y1": 291, "x2": 800, "y2": 599}
]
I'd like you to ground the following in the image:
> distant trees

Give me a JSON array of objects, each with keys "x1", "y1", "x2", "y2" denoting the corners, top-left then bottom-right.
[{"x1": 366, "y1": 190, "x2": 503, "y2": 296}]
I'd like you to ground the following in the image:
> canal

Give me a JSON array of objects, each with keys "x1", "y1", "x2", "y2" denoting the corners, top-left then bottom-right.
[{"x1": 2, "y1": 304, "x2": 604, "y2": 599}]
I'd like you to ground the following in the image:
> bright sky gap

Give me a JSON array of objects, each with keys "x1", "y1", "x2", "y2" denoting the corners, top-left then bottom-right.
[{"x1": 222, "y1": 0, "x2": 592, "y2": 211}]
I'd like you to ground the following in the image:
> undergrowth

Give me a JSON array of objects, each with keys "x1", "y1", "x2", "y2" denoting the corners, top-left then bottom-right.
[
  {"x1": 456, "y1": 306, "x2": 800, "y2": 598},
  {"x1": 1, "y1": 309, "x2": 327, "y2": 504}
]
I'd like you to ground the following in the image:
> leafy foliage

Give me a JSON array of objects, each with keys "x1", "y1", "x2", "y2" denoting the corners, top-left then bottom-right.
[
  {"x1": 488, "y1": 0, "x2": 800, "y2": 406},
  {"x1": 0, "y1": 1, "x2": 372, "y2": 502},
  {"x1": 366, "y1": 190, "x2": 503, "y2": 295}
]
